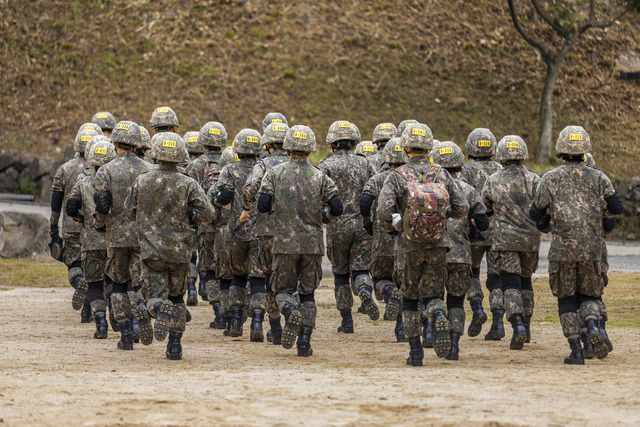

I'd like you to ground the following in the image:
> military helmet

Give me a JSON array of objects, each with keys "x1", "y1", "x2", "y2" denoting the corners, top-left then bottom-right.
[
  {"x1": 556, "y1": 126, "x2": 591, "y2": 155},
  {"x1": 351, "y1": 122, "x2": 362, "y2": 143},
  {"x1": 283, "y1": 125, "x2": 316, "y2": 153},
  {"x1": 183, "y1": 131, "x2": 205, "y2": 156},
  {"x1": 91, "y1": 112, "x2": 116, "y2": 131},
  {"x1": 111, "y1": 121, "x2": 142, "y2": 148},
  {"x1": 326, "y1": 121, "x2": 359, "y2": 145},
  {"x1": 74, "y1": 128, "x2": 101, "y2": 154},
  {"x1": 150, "y1": 106, "x2": 179, "y2": 129},
  {"x1": 261, "y1": 112, "x2": 288, "y2": 132},
  {"x1": 199, "y1": 122, "x2": 228, "y2": 148},
  {"x1": 397, "y1": 119, "x2": 418, "y2": 137},
  {"x1": 383, "y1": 137, "x2": 409, "y2": 165},
  {"x1": 219, "y1": 146, "x2": 237, "y2": 168},
  {"x1": 430, "y1": 141, "x2": 464, "y2": 168},
  {"x1": 77, "y1": 122, "x2": 103, "y2": 135},
  {"x1": 262, "y1": 122, "x2": 289, "y2": 146},
  {"x1": 355, "y1": 141, "x2": 377, "y2": 157},
  {"x1": 233, "y1": 129, "x2": 264, "y2": 155},
  {"x1": 87, "y1": 140, "x2": 117, "y2": 168},
  {"x1": 84, "y1": 135, "x2": 111, "y2": 158},
  {"x1": 584, "y1": 152, "x2": 596, "y2": 168},
  {"x1": 372, "y1": 123, "x2": 398, "y2": 145},
  {"x1": 496, "y1": 135, "x2": 528, "y2": 161},
  {"x1": 465, "y1": 128, "x2": 497, "y2": 158},
  {"x1": 400, "y1": 122, "x2": 434, "y2": 151},
  {"x1": 139, "y1": 126, "x2": 152, "y2": 151},
  {"x1": 150, "y1": 132, "x2": 186, "y2": 163}
]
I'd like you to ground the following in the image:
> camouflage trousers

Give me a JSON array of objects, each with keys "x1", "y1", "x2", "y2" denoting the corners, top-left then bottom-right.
[
  {"x1": 105, "y1": 246, "x2": 142, "y2": 286},
  {"x1": 326, "y1": 230, "x2": 373, "y2": 275},
  {"x1": 63, "y1": 236, "x2": 82, "y2": 286},
  {"x1": 143, "y1": 259, "x2": 189, "y2": 333},
  {"x1": 216, "y1": 245, "x2": 234, "y2": 280},
  {"x1": 446, "y1": 263, "x2": 472, "y2": 297},
  {"x1": 394, "y1": 248, "x2": 447, "y2": 301},
  {"x1": 466, "y1": 245, "x2": 496, "y2": 301},
  {"x1": 371, "y1": 255, "x2": 394, "y2": 300},
  {"x1": 490, "y1": 250, "x2": 539, "y2": 277},
  {"x1": 256, "y1": 236, "x2": 274, "y2": 279},
  {"x1": 198, "y1": 231, "x2": 217, "y2": 270},
  {"x1": 82, "y1": 250, "x2": 107, "y2": 283},
  {"x1": 549, "y1": 261, "x2": 603, "y2": 299},
  {"x1": 228, "y1": 239, "x2": 261, "y2": 278}
]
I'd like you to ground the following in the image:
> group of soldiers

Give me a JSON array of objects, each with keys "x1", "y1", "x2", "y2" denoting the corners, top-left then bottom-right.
[{"x1": 49, "y1": 107, "x2": 623, "y2": 365}]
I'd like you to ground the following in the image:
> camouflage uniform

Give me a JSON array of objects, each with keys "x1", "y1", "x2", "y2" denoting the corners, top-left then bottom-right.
[{"x1": 368, "y1": 123, "x2": 398, "y2": 173}]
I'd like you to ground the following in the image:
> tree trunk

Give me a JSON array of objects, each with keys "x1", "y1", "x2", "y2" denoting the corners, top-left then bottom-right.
[{"x1": 535, "y1": 57, "x2": 561, "y2": 164}]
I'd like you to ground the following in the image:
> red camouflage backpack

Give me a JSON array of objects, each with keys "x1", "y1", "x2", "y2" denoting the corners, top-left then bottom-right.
[
  {"x1": 395, "y1": 163, "x2": 449, "y2": 242},
  {"x1": 202, "y1": 160, "x2": 221, "y2": 192}
]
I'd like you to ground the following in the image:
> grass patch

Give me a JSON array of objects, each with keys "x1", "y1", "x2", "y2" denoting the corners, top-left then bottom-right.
[{"x1": 0, "y1": 258, "x2": 68, "y2": 288}]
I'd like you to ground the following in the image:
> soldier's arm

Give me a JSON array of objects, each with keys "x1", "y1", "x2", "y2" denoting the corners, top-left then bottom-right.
[
  {"x1": 93, "y1": 166, "x2": 112, "y2": 216},
  {"x1": 442, "y1": 169, "x2": 469, "y2": 220},
  {"x1": 322, "y1": 174, "x2": 342, "y2": 222},
  {"x1": 214, "y1": 166, "x2": 234, "y2": 206},
  {"x1": 257, "y1": 170, "x2": 275, "y2": 214},
  {"x1": 65, "y1": 180, "x2": 84, "y2": 224},
  {"x1": 50, "y1": 167, "x2": 65, "y2": 229},
  {"x1": 530, "y1": 177, "x2": 551, "y2": 221},
  {"x1": 242, "y1": 162, "x2": 266, "y2": 211},
  {"x1": 360, "y1": 176, "x2": 379, "y2": 232},
  {"x1": 124, "y1": 179, "x2": 138, "y2": 222},
  {"x1": 188, "y1": 181, "x2": 215, "y2": 226},
  {"x1": 468, "y1": 187, "x2": 490, "y2": 231},
  {"x1": 481, "y1": 179, "x2": 494, "y2": 215},
  {"x1": 185, "y1": 160, "x2": 199, "y2": 182},
  {"x1": 378, "y1": 172, "x2": 400, "y2": 234},
  {"x1": 601, "y1": 173, "x2": 623, "y2": 215}
]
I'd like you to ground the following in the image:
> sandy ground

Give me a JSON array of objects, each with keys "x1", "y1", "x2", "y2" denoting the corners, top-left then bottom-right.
[{"x1": 1, "y1": 280, "x2": 640, "y2": 426}]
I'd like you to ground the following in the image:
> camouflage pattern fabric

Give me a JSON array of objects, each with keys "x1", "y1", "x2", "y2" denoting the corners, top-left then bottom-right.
[
  {"x1": 560, "y1": 312, "x2": 580, "y2": 338},
  {"x1": 82, "y1": 249, "x2": 107, "y2": 283},
  {"x1": 549, "y1": 261, "x2": 603, "y2": 298},
  {"x1": 69, "y1": 168, "x2": 106, "y2": 252},
  {"x1": 482, "y1": 164, "x2": 541, "y2": 252},
  {"x1": 258, "y1": 158, "x2": 338, "y2": 255},
  {"x1": 105, "y1": 246, "x2": 142, "y2": 287},
  {"x1": 228, "y1": 239, "x2": 261, "y2": 278},
  {"x1": 272, "y1": 254, "x2": 322, "y2": 310},
  {"x1": 52, "y1": 155, "x2": 88, "y2": 238},
  {"x1": 198, "y1": 231, "x2": 217, "y2": 270},
  {"x1": 393, "y1": 247, "x2": 447, "y2": 301},
  {"x1": 334, "y1": 283, "x2": 353, "y2": 311},
  {"x1": 363, "y1": 170, "x2": 396, "y2": 258},
  {"x1": 218, "y1": 157, "x2": 258, "y2": 242},
  {"x1": 446, "y1": 263, "x2": 472, "y2": 297},
  {"x1": 143, "y1": 259, "x2": 188, "y2": 332},
  {"x1": 205, "y1": 277, "x2": 221, "y2": 304},
  {"x1": 460, "y1": 159, "x2": 502, "y2": 247},
  {"x1": 403, "y1": 310, "x2": 421, "y2": 339},
  {"x1": 326, "y1": 230, "x2": 373, "y2": 275},
  {"x1": 445, "y1": 180, "x2": 485, "y2": 265},
  {"x1": 467, "y1": 277, "x2": 484, "y2": 301},
  {"x1": 534, "y1": 162, "x2": 615, "y2": 261},
  {"x1": 368, "y1": 152, "x2": 385, "y2": 174},
  {"x1": 522, "y1": 290, "x2": 535, "y2": 317},
  {"x1": 110, "y1": 290, "x2": 131, "y2": 323},
  {"x1": 186, "y1": 151, "x2": 222, "y2": 186},
  {"x1": 470, "y1": 245, "x2": 497, "y2": 273},
  {"x1": 503, "y1": 288, "x2": 524, "y2": 321},
  {"x1": 63, "y1": 239, "x2": 82, "y2": 268},
  {"x1": 448, "y1": 307, "x2": 466, "y2": 335},
  {"x1": 256, "y1": 236, "x2": 275, "y2": 279},
  {"x1": 371, "y1": 255, "x2": 394, "y2": 283},
  {"x1": 488, "y1": 288, "x2": 504, "y2": 311},
  {"x1": 489, "y1": 251, "x2": 539, "y2": 277}
]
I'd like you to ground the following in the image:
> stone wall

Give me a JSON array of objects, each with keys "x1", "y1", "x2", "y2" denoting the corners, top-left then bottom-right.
[{"x1": 0, "y1": 150, "x2": 61, "y2": 203}]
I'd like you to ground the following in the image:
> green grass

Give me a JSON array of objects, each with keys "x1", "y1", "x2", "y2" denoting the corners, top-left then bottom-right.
[{"x1": 0, "y1": 258, "x2": 68, "y2": 288}]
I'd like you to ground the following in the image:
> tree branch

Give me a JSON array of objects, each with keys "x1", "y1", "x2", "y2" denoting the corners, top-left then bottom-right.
[
  {"x1": 507, "y1": 0, "x2": 552, "y2": 59},
  {"x1": 580, "y1": 0, "x2": 629, "y2": 33},
  {"x1": 530, "y1": 0, "x2": 570, "y2": 38}
]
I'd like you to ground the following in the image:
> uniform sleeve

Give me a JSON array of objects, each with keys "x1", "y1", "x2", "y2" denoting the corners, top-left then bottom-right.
[
  {"x1": 441, "y1": 169, "x2": 469, "y2": 220},
  {"x1": 317, "y1": 161, "x2": 330, "y2": 178},
  {"x1": 321, "y1": 174, "x2": 338, "y2": 204},
  {"x1": 217, "y1": 166, "x2": 233, "y2": 191},
  {"x1": 601, "y1": 172, "x2": 616, "y2": 199},
  {"x1": 242, "y1": 162, "x2": 266, "y2": 210},
  {"x1": 459, "y1": 165, "x2": 471, "y2": 185},
  {"x1": 124, "y1": 179, "x2": 139, "y2": 221},
  {"x1": 185, "y1": 160, "x2": 199, "y2": 182},
  {"x1": 467, "y1": 186, "x2": 486, "y2": 218},
  {"x1": 258, "y1": 169, "x2": 275, "y2": 197},
  {"x1": 188, "y1": 181, "x2": 215, "y2": 225},
  {"x1": 362, "y1": 175, "x2": 379, "y2": 198},
  {"x1": 378, "y1": 172, "x2": 401, "y2": 233},
  {"x1": 533, "y1": 175, "x2": 552, "y2": 211},
  {"x1": 481, "y1": 178, "x2": 494, "y2": 215},
  {"x1": 65, "y1": 179, "x2": 83, "y2": 218},
  {"x1": 530, "y1": 172, "x2": 541, "y2": 200},
  {"x1": 366, "y1": 160, "x2": 376, "y2": 179}
]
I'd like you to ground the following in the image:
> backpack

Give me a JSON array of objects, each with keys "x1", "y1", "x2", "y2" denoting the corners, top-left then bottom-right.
[
  {"x1": 202, "y1": 160, "x2": 221, "y2": 192},
  {"x1": 395, "y1": 163, "x2": 449, "y2": 242}
]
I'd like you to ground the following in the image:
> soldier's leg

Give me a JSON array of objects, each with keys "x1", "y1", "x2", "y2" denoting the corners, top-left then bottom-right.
[
  {"x1": 576, "y1": 261, "x2": 608, "y2": 359},
  {"x1": 144, "y1": 259, "x2": 175, "y2": 343},
  {"x1": 595, "y1": 296, "x2": 612, "y2": 352},
  {"x1": 296, "y1": 254, "x2": 322, "y2": 357},
  {"x1": 495, "y1": 251, "x2": 527, "y2": 350},
  {"x1": 187, "y1": 248, "x2": 199, "y2": 306},
  {"x1": 166, "y1": 262, "x2": 189, "y2": 360},
  {"x1": 395, "y1": 251, "x2": 424, "y2": 366},
  {"x1": 520, "y1": 251, "x2": 539, "y2": 343},
  {"x1": 273, "y1": 254, "x2": 303, "y2": 351},
  {"x1": 66, "y1": 238, "x2": 90, "y2": 320},
  {"x1": 106, "y1": 247, "x2": 135, "y2": 349},
  {"x1": 467, "y1": 245, "x2": 488, "y2": 337},
  {"x1": 420, "y1": 248, "x2": 449, "y2": 359},
  {"x1": 445, "y1": 263, "x2": 472, "y2": 360},
  {"x1": 258, "y1": 236, "x2": 281, "y2": 344},
  {"x1": 550, "y1": 261, "x2": 583, "y2": 364},
  {"x1": 350, "y1": 230, "x2": 378, "y2": 321},
  {"x1": 328, "y1": 234, "x2": 354, "y2": 333},
  {"x1": 248, "y1": 240, "x2": 267, "y2": 342},
  {"x1": 228, "y1": 241, "x2": 250, "y2": 337},
  {"x1": 83, "y1": 250, "x2": 108, "y2": 339},
  {"x1": 484, "y1": 250, "x2": 505, "y2": 341}
]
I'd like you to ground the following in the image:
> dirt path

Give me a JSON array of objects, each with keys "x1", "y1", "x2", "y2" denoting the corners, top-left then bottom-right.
[{"x1": 1, "y1": 282, "x2": 639, "y2": 426}]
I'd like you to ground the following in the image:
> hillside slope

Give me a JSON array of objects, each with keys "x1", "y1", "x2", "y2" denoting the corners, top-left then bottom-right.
[{"x1": 1, "y1": 0, "x2": 638, "y2": 177}]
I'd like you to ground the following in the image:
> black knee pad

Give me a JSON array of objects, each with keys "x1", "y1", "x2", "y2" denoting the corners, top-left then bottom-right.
[
  {"x1": 422, "y1": 296, "x2": 438, "y2": 308},
  {"x1": 557, "y1": 296, "x2": 578, "y2": 315},
  {"x1": 299, "y1": 292, "x2": 315, "y2": 303},
  {"x1": 169, "y1": 295, "x2": 185, "y2": 304},
  {"x1": 500, "y1": 272, "x2": 521, "y2": 291},
  {"x1": 69, "y1": 260, "x2": 82, "y2": 270},
  {"x1": 112, "y1": 281, "x2": 128, "y2": 294},
  {"x1": 204, "y1": 271, "x2": 217, "y2": 283},
  {"x1": 351, "y1": 270, "x2": 368, "y2": 282},
  {"x1": 472, "y1": 267, "x2": 480, "y2": 280},
  {"x1": 249, "y1": 276, "x2": 266, "y2": 294},
  {"x1": 232, "y1": 274, "x2": 248, "y2": 288},
  {"x1": 446, "y1": 294, "x2": 465, "y2": 310},
  {"x1": 486, "y1": 273, "x2": 501, "y2": 291},
  {"x1": 220, "y1": 278, "x2": 232, "y2": 291},
  {"x1": 521, "y1": 276, "x2": 533, "y2": 291},
  {"x1": 334, "y1": 273, "x2": 350, "y2": 287},
  {"x1": 87, "y1": 281, "x2": 104, "y2": 302},
  {"x1": 403, "y1": 298, "x2": 419, "y2": 312}
]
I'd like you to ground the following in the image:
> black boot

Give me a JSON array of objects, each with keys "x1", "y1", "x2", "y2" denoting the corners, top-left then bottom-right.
[
  {"x1": 395, "y1": 314, "x2": 408, "y2": 343},
  {"x1": 446, "y1": 332, "x2": 460, "y2": 360},
  {"x1": 223, "y1": 312, "x2": 232, "y2": 336},
  {"x1": 357, "y1": 303, "x2": 366, "y2": 314},
  {"x1": 383, "y1": 286, "x2": 401, "y2": 321},
  {"x1": 297, "y1": 327, "x2": 313, "y2": 357},
  {"x1": 117, "y1": 320, "x2": 134, "y2": 350},
  {"x1": 523, "y1": 316, "x2": 532, "y2": 343},
  {"x1": 564, "y1": 337, "x2": 585, "y2": 365},
  {"x1": 509, "y1": 315, "x2": 527, "y2": 350},
  {"x1": 209, "y1": 303, "x2": 226, "y2": 329},
  {"x1": 485, "y1": 309, "x2": 505, "y2": 341},
  {"x1": 198, "y1": 277, "x2": 208, "y2": 302},
  {"x1": 581, "y1": 331, "x2": 595, "y2": 359},
  {"x1": 268, "y1": 316, "x2": 282, "y2": 345},
  {"x1": 81, "y1": 300, "x2": 93, "y2": 323},
  {"x1": 166, "y1": 331, "x2": 183, "y2": 360},
  {"x1": 135, "y1": 302, "x2": 153, "y2": 346},
  {"x1": 281, "y1": 305, "x2": 302, "y2": 349},
  {"x1": 600, "y1": 318, "x2": 613, "y2": 353},
  {"x1": 422, "y1": 318, "x2": 434, "y2": 348},
  {"x1": 108, "y1": 300, "x2": 119, "y2": 332},
  {"x1": 250, "y1": 310, "x2": 265, "y2": 342},
  {"x1": 72, "y1": 276, "x2": 88, "y2": 311},
  {"x1": 467, "y1": 297, "x2": 487, "y2": 337},
  {"x1": 406, "y1": 337, "x2": 424, "y2": 366},
  {"x1": 433, "y1": 311, "x2": 452, "y2": 358},
  {"x1": 337, "y1": 309, "x2": 354, "y2": 333},
  {"x1": 94, "y1": 312, "x2": 108, "y2": 339},
  {"x1": 586, "y1": 317, "x2": 608, "y2": 359},
  {"x1": 131, "y1": 311, "x2": 140, "y2": 343},
  {"x1": 187, "y1": 278, "x2": 198, "y2": 306},
  {"x1": 230, "y1": 306, "x2": 244, "y2": 337},
  {"x1": 358, "y1": 286, "x2": 380, "y2": 321}
]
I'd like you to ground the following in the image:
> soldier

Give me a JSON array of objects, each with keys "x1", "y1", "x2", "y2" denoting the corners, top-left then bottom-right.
[
  {"x1": 137, "y1": 126, "x2": 152, "y2": 160},
  {"x1": 482, "y1": 136, "x2": 540, "y2": 350},
  {"x1": 318, "y1": 120, "x2": 377, "y2": 334},
  {"x1": 91, "y1": 112, "x2": 117, "y2": 136},
  {"x1": 214, "y1": 129, "x2": 265, "y2": 340},
  {"x1": 94, "y1": 121, "x2": 152, "y2": 350},
  {"x1": 66, "y1": 140, "x2": 117, "y2": 339},
  {"x1": 354, "y1": 141, "x2": 377, "y2": 158},
  {"x1": 150, "y1": 106, "x2": 180, "y2": 134},
  {"x1": 50, "y1": 126, "x2": 101, "y2": 323},
  {"x1": 240, "y1": 122, "x2": 291, "y2": 345},
  {"x1": 360, "y1": 138, "x2": 407, "y2": 342},
  {"x1": 368, "y1": 123, "x2": 398, "y2": 172},
  {"x1": 378, "y1": 123, "x2": 468, "y2": 366},
  {"x1": 460, "y1": 128, "x2": 503, "y2": 339},
  {"x1": 430, "y1": 141, "x2": 490, "y2": 359},
  {"x1": 220, "y1": 146, "x2": 238, "y2": 168},
  {"x1": 529, "y1": 126, "x2": 623, "y2": 364},
  {"x1": 125, "y1": 132, "x2": 214, "y2": 360},
  {"x1": 396, "y1": 120, "x2": 418, "y2": 138},
  {"x1": 257, "y1": 125, "x2": 342, "y2": 356},
  {"x1": 261, "y1": 112, "x2": 288, "y2": 131}
]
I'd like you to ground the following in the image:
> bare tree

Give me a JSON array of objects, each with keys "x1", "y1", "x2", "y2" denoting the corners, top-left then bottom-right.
[{"x1": 507, "y1": 0, "x2": 628, "y2": 163}]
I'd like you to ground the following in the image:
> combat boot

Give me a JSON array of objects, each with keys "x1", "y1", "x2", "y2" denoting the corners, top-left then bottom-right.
[
  {"x1": 523, "y1": 316, "x2": 532, "y2": 343},
  {"x1": 484, "y1": 309, "x2": 505, "y2": 341},
  {"x1": 135, "y1": 302, "x2": 153, "y2": 346},
  {"x1": 130, "y1": 310, "x2": 140, "y2": 343},
  {"x1": 250, "y1": 309, "x2": 265, "y2": 342},
  {"x1": 297, "y1": 327, "x2": 313, "y2": 357},
  {"x1": 406, "y1": 337, "x2": 424, "y2": 366},
  {"x1": 281, "y1": 305, "x2": 302, "y2": 350},
  {"x1": 94, "y1": 312, "x2": 108, "y2": 339},
  {"x1": 108, "y1": 300, "x2": 119, "y2": 332},
  {"x1": 358, "y1": 286, "x2": 380, "y2": 321},
  {"x1": 383, "y1": 286, "x2": 401, "y2": 322},
  {"x1": 337, "y1": 309, "x2": 354, "y2": 333},
  {"x1": 581, "y1": 331, "x2": 595, "y2": 359},
  {"x1": 187, "y1": 278, "x2": 198, "y2": 306},
  {"x1": 446, "y1": 332, "x2": 460, "y2": 360},
  {"x1": 166, "y1": 331, "x2": 183, "y2": 360},
  {"x1": 586, "y1": 317, "x2": 608, "y2": 359},
  {"x1": 600, "y1": 318, "x2": 613, "y2": 353},
  {"x1": 223, "y1": 312, "x2": 232, "y2": 336},
  {"x1": 209, "y1": 303, "x2": 226, "y2": 329},
  {"x1": 117, "y1": 320, "x2": 134, "y2": 350},
  {"x1": 81, "y1": 300, "x2": 93, "y2": 323},
  {"x1": 467, "y1": 297, "x2": 487, "y2": 337},
  {"x1": 509, "y1": 315, "x2": 527, "y2": 350},
  {"x1": 395, "y1": 314, "x2": 408, "y2": 342},
  {"x1": 564, "y1": 337, "x2": 585, "y2": 365},
  {"x1": 229, "y1": 306, "x2": 244, "y2": 337},
  {"x1": 268, "y1": 316, "x2": 282, "y2": 345},
  {"x1": 71, "y1": 276, "x2": 88, "y2": 311},
  {"x1": 433, "y1": 311, "x2": 452, "y2": 358},
  {"x1": 422, "y1": 318, "x2": 434, "y2": 348},
  {"x1": 357, "y1": 303, "x2": 366, "y2": 314},
  {"x1": 198, "y1": 275, "x2": 208, "y2": 302},
  {"x1": 153, "y1": 300, "x2": 173, "y2": 342}
]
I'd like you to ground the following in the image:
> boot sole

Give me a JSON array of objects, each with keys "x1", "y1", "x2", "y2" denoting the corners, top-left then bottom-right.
[
  {"x1": 186, "y1": 297, "x2": 198, "y2": 306},
  {"x1": 154, "y1": 301, "x2": 173, "y2": 342},
  {"x1": 94, "y1": 332, "x2": 108, "y2": 339},
  {"x1": 71, "y1": 279, "x2": 88, "y2": 311},
  {"x1": 564, "y1": 357, "x2": 585, "y2": 365},
  {"x1": 384, "y1": 288, "x2": 401, "y2": 322},
  {"x1": 358, "y1": 289, "x2": 380, "y2": 321},
  {"x1": 281, "y1": 310, "x2": 302, "y2": 350},
  {"x1": 467, "y1": 312, "x2": 488, "y2": 337},
  {"x1": 135, "y1": 306, "x2": 154, "y2": 346},
  {"x1": 250, "y1": 331, "x2": 264, "y2": 342},
  {"x1": 602, "y1": 332, "x2": 613, "y2": 353},
  {"x1": 434, "y1": 317, "x2": 452, "y2": 358},
  {"x1": 589, "y1": 330, "x2": 609, "y2": 359}
]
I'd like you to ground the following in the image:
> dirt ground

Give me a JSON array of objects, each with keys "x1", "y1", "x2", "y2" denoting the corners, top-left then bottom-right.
[{"x1": 1, "y1": 277, "x2": 640, "y2": 426}]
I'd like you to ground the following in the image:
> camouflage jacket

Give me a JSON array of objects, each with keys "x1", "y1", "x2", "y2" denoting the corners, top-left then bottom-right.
[
  {"x1": 259, "y1": 158, "x2": 338, "y2": 255},
  {"x1": 363, "y1": 170, "x2": 395, "y2": 258},
  {"x1": 460, "y1": 158, "x2": 502, "y2": 247},
  {"x1": 318, "y1": 149, "x2": 375, "y2": 235},
  {"x1": 378, "y1": 156, "x2": 469, "y2": 255},
  {"x1": 445, "y1": 179, "x2": 486, "y2": 264},
  {"x1": 94, "y1": 151, "x2": 152, "y2": 248},
  {"x1": 125, "y1": 164, "x2": 214, "y2": 262},
  {"x1": 482, "y1": 164, "x2": 541, "y2": 252},
  {"x1": 186, "y1": 151, "x2": 221, "y2": 186},
  {"x1": 52, "y1": 156, "x2": 88, "y2": 239},
  {"x1": 534, "y1": 162, "x2": 615, "y2": 261},
  {"x1": 242, "y1": 150, "x2": 289, "y2": 237},
  {"x1": 207, "y1": 181, "x2": 231, "y2": 252},
  {"x1": 68, "y1": 168, "x2": 106, "y2": 252},
  {"x1": 217, "y1": 157, "x2": 258, "y2": 243},
  {"x1": 368, "y1": 152, "x2": 385, "y2": 174}
]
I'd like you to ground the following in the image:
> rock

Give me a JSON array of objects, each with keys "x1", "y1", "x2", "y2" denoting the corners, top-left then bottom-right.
[
  {"x1": 39, "y1": 176, "x2": 53, "y2": 204},
  {"x1": 0, "y1": 173, "x2": 16, "y2": 192},
  {"x1": 5, "y1": 166, "x2": 19, "y2": 182},
  {"x1": 0, "y1": 211, "x2": 49, "y2": 258},
  {"x1": 12, "y1": 152, "x2": 34, "y2": 172},
  {"x1": 0, "y1": 151, "x2": 16, "y2": 172},
  {"x1": 615, "y1": 52, "x2": 640, "y2": 73},
  {"x1": 40, "y1": 157, "x2": 60, "y2": 179}
]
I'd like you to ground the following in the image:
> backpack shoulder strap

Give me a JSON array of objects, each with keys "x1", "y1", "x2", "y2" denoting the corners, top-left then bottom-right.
[{"x1": 423, "y1": 163, "x2": 441, "y2": 183}]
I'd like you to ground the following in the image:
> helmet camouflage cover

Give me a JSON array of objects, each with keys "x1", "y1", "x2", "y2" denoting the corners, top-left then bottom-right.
[
  {"x1": 183, "y1": 131, "x2": 205, "y2": 155},
  {"x1": 199, "y1": 121, "x2": 228, "y2": 148},
  {"x1": 283, "y1": 125, "x2": 316, "y2": 153},
  {"x1": 372, "y1": 123, "x2": 398, "y2": 145},
  {"x1": 77, "y1": 122, "x2": 103, "y2": 135},
  {"x1": 150, "y1": 106, "x2": 180, "y2": 129},
  {"x1": 219, "y1": 146, "x2": 237, "y2": 168},
  {"x1": 139, "y1": 126, "x2": 152, "y2": 150},
  {"x1": 111, "y1": 121, "x2": 142, "y2": 148},
  {"x1": 430, "y1": 140, "x2": 464, "y2": 168},
  {"x1": 262, "y1": 122, "x2": 289, "y2": 146},
  {"x1": 74, "y1": 128, "x2": 101, "y2": 153},
  {"x1": 261, "y1": 112, "x2": 288, "y2": 132},
  {"x1": 87, "y1": 140, "x2": 117, "y2": 167},
  {"x1": 84, "y1": 135, "x2": 111, "y2": 158},
  {"x1": 465, "y1": 128, "x2": 497, "y2": 158},
  {"x1": 556, "y1": 125, "x2": 592, "y2": 155},
  {"x1": 233, "y1": 129, "x2": 264, "y2": 155},
  {"x1": 91, "y1": 112, "x2": 116, "y2": 131},
  {"x1": 397, "y1": 119, "x2": 418, "y2": 137},
  {"x1": 151, "y1": 132, "x2": 186, "y2": 163},
  {"x1": 400, "y1": 122, "x2": 434, "y2": 151},
  {"x1": 496, "y1": 135, "x2": 528, "y2": 161},
  {"x1": 383, "y1": 137, "x2": 408, "y2": 165},
  {"x1": 355, "y1": 140, "x2": 377, "y2": 157},
  {"x1": 326, "y1": 121, "x2": 360, "y2": 145}
]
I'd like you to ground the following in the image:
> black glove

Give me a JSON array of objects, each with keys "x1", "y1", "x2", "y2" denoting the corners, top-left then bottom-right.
[
  {"x1": 50, "y1": 224, "x2": 61, "y2": 241},
  {"x1": 536, "y1": 214, "x2": 551, "y2": 233},
  {"x1": 468, "y1": 225, "x2": 485, "y2": 243},
  {"x1": 603, "y1": 217, "x2": 617, "y2": 233}
]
